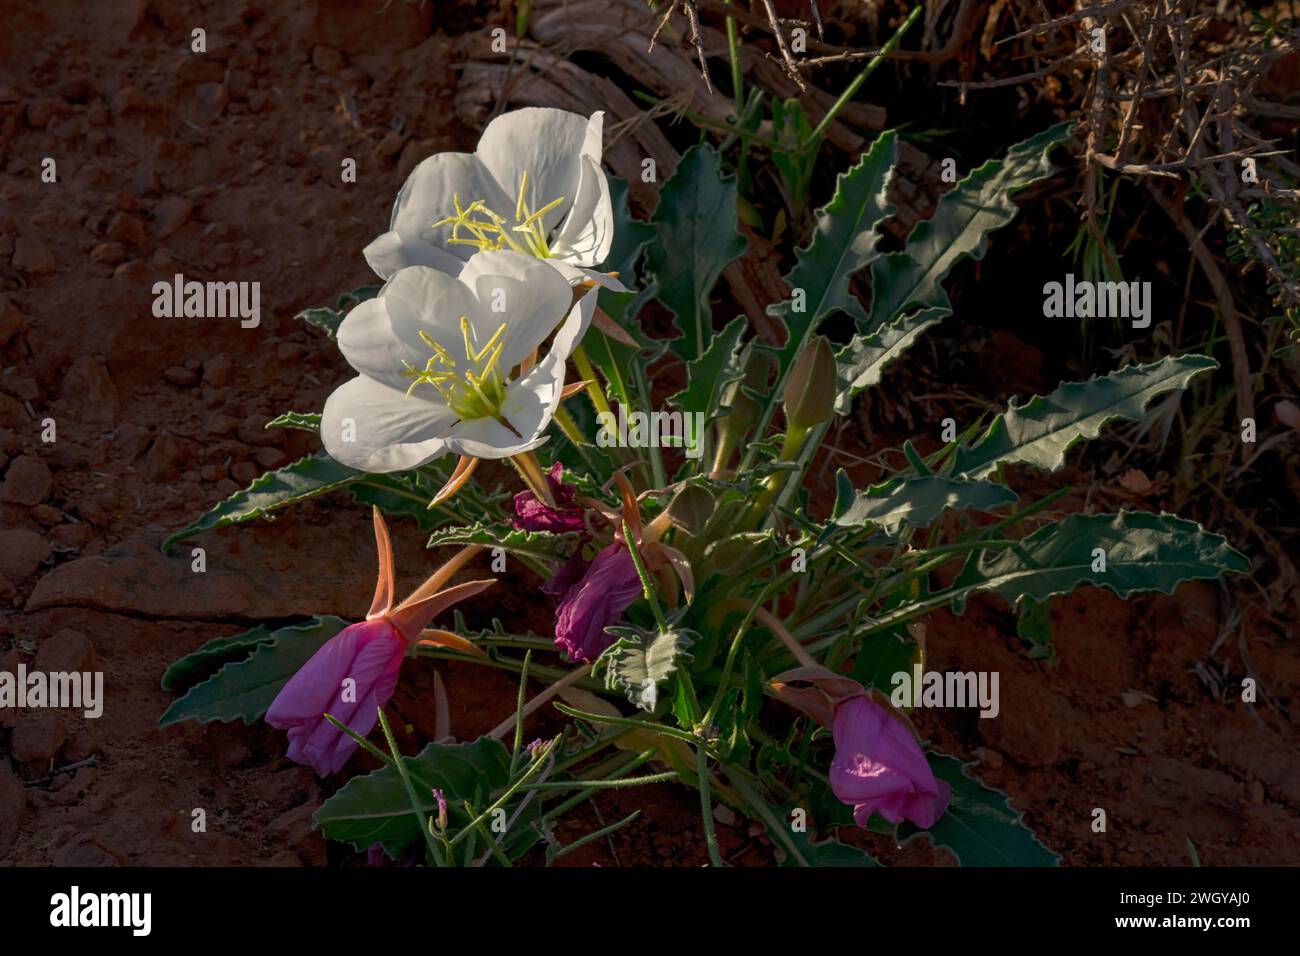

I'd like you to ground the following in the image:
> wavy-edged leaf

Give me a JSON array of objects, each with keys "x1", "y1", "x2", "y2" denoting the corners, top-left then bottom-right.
[
  {"x1": 865, "y1": 122, "x2": 1071, "y2": 332},
  {"x1": 835, "y1": 307, "x2": 945, "y2": 413},
  {"x1": 645, "y1": 144, "x2": 747, "y2": 364},
  {"x1": 767, "y1": 130, "x2": 898, "y2": 380},
  {"x1": 350, "y1": 475, "x2": 454, "y2": 532},
  {"x1": 950, "y1": 355, "x2": 1218, "y2": 478},
  {"x1": 295, "y1": 284, "x2": 382, "y2": 339},
  {"x1": 900, "y1": 754, "x2": 1059, "y2": 866},
  {"x1": 160, "y1": 624, "x2": 275, "y2": 692},
  {"x1": 769, "y1": 801, "x2": 881, "y2": 867},
  {"x1": 162, "y1": 450, "x2": 361, "y2": 554},
  {"x1": 265, "y1": 411, "x2": 321, "y2": 432},
  {"x1": 596, "y1": 626, "x2": 696, "y2": 711},
  {"x1": 160, "y1": 616, "x2": 347, "y2": 725},
  {"x1": 668, "y1": 315, "x2": 747, "y2": 418},
  {"x1": 832, "y1": 475, "x2": 1018, "y2": 535},
  {"x1": 952, "y1": 511, "x2": 1250, "y2": 611},
  {"x1": 316, "y1": 737, "x2": 512, "y2": 856},
  {"x1": 850, "y1": 630, "x2": 919, "y2": 694},
  {"x1": 426, "y1": 523, "x2": 576, "y2": 561}
]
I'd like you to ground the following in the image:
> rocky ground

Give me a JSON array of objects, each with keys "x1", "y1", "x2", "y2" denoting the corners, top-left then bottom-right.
[{"x1": 1, "y1": 0, "x2": 1297, "y2": 867}]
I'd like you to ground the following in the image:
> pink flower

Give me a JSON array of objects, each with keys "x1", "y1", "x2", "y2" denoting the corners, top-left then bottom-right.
[
  {"x1": 512, "y1": 462, "x2": 584, "y2": 533},
  {"x1": 552, "y1": 542, "x2": 642, "y2": 662},
  {"x1": 829, "y1": 695, "x2": 950, "y2": 829},
  {"x1": 267, "y1": 618, "x2": 405, "y2": 776},
  {"x1": 265, "y1": 508, "x2": 493, "y2": 776}
]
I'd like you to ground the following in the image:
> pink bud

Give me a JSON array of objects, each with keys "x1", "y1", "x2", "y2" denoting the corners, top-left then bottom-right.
[
  {"x1": 829, "y1": 695, "x2": 950, "y2": 829},
  {"x1": 266, "y1": 618, "x2": 405, "y2": 776},
  {"x1": 552, "y1": 542, "x2": 642, "y2": 663}
]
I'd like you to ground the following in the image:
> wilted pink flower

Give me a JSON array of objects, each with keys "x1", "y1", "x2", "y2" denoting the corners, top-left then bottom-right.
[
  {"x1": 267, "y1": 618, "x2": 406, "y2": 776},
  {"x1": 552, "y1": 541, "x2": 642, "y2": 663},
  {"x1": 513, "y1": 462, "x2": 584, "y2": 533},
  {"x1": 266, "y1": 508, "x2": 493, "y2": 776},
  {"x1": 829, "y1": 695, "x2": 950, "y2": 829},
  {"x1": 540, "y1": 549, "x2": 590, "y2": 598}
]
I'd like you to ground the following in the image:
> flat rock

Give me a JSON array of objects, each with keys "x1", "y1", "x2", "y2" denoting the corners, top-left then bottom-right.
[
  {"x1": 11, "y1": 713, "x2": 65, "y2": 764},
  {"x1": 0, "y1": 454, "x2": 52, "y2": 505},
  {"x1": 12, "y1": 235, "x2": 55, "y2": 274},
  {"x1": 0, "y1": 528, "x2": 51, "y2": 583},
  {"x1": 34, "y1": 628, "x2": 97, "y2": 672},
  {"x1": 61, "y1": 356, "x2": 119, "y2": 425},
  {"x1": 26, "y1": 533, "x2": 369, "y2": 621},
  {"x1": 153, "y1": 195, "x2": 193, "y2": 238}
]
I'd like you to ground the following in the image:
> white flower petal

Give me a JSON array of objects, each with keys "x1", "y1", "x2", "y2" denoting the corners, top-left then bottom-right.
[
  {"x1": 363, "y1": 229, "x2": 467, "y2": 281},
  {"x1": 337, "y1": 267, "x2": 483, "y2": 391},
  {"x1": 382, "y1": 265, "x2": 488, "y2": 368},
  {"x1": 458, "y1": 250, "x2": 574, "y2": 372},
  {"x1": 476, "y1": 108, "x2": 593, "y2": 240},
  {"x1": 546, "y1": 286, "x2": 599, "y2": 364},
  {"x1": 441, "y1": 420, "x2": 549, "y2": 460},
  {"x1": 372, "y1": 153, "x2": 513, "y2": 279},
  {"x1": 321, "y1": 376, "x2": 458, "y2": 473},
  {"x1": 546, "y1": 260, "x2": 628, "y2": 292},
  {"x1": 550, "y1": 154, "x2": 614, "y2": 267}
]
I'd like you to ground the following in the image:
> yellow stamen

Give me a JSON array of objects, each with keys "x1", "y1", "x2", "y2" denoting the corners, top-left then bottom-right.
[{"x1": 430, "y1": 171, "x2": 564, "y2": 259}]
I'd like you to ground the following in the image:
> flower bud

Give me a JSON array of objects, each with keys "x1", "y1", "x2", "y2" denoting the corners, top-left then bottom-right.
[
  {"x1": 666, "y1": 483, "x2": 714, "y2": 535},
  {"x1": 782, "y1": 336, "x2": 837, "y2": 432},
  {"x1": 721, "y1": 348, "x2": 771, "y2": 434}
]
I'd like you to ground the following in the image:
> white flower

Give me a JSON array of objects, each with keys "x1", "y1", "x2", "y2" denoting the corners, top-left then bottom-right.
[
  {"x1": 363, "y1": 108, "x2": 622, "y2": 289},
  {"x1": 321, "y1": 251, "x2": 595, "y2": 472}
]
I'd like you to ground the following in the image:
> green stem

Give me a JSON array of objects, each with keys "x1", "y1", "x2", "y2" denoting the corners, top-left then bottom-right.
[
  {"x1": 804, "y1": 5, "x2": 923, "y2": 149},
  {"x1": 447, "y1": 739, "x2": 557, "y2": 849},
  {"x1": 724, "y1": 0, "x2": 743, "y2": 105},
  {"x1": 623, "y1": 519, "x2": 670, "y2": 632},
  {"x1": 701, "y1": 580, "x2": 774, "y2": 728},
  {"x1": 377, "y1": 707, "x2": 445, "y2": 866},
  {"x1": 522, "y1": 771, "x2": 678, "y2": 791},
  {"x1": 697, "y1": 744, "x2": 725, "y2": 867}
]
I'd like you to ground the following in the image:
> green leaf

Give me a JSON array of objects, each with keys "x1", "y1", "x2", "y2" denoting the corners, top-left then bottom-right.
[
  {"x1": 315, "y1": 737, "x2": 512, "y2": 856},
  {"x1": 295, "y1": 284, "x2": 382, "y2": 340},
  {"x1": 952, "y1": 511, "x2": 1250, "y2": 611},
  {"x1": 265, "y1": 411, "x2": 321, "y2": 432},
  {"x1": 349, "y1": 475, "x2": 451, "y2": 532},
  {"x1": 950, "y1": 354, "x2": 1218, "y2": 479},
  {"x1": 160, "y1": 625, "x2": 275, "y2": 692},
  {"x1": 645, "y1": 144, "x2": 747, "y2": 364},
  {"x1": 834, "y1": 307, "x2": 945, "y2": 414},
  {"x1": 850, "y1": 630, "x2": 917, "y2": 694},
  {"x1": 596, "y1": 627, "x2": 696, "y2": 711},
  {"x1": 162, "y1": 450, "x2": 362, "y2": 554},
  {"x1": 951, "y1": 356, "x2": 1211, "y2": 481},
  {"x1": 900, "y1": 754, "x2": 1059, "y2": 866},
  {"x1": 668, "y1": 315, "x2": 747, "y2": 418},
  {"x1": 159, "y1": 616, "x2": 347, "y2": 725},
  {"x1": 426, "y1": 523, "x2": 576, "y2": 561},
  {"x1": 832, "y1": 475, "x2": 1018, "y2": 535},
  {"x1": 864, "y1": 122, "x2": 1071, "y2": 332},
  {"x1": 770, "y1": 801, "x2": 880, "y2": 867},
  {"x1": 1016, "y1": 598, "x2": 1055, "y2": 660},
  {"x1": 767, "y1": 130, "x2": 898, "y2": 379}
]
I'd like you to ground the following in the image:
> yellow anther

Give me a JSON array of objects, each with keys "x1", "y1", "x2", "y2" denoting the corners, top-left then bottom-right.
[{"x1": 430, "y1": 171, "x2": 564, "y2": 261}]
